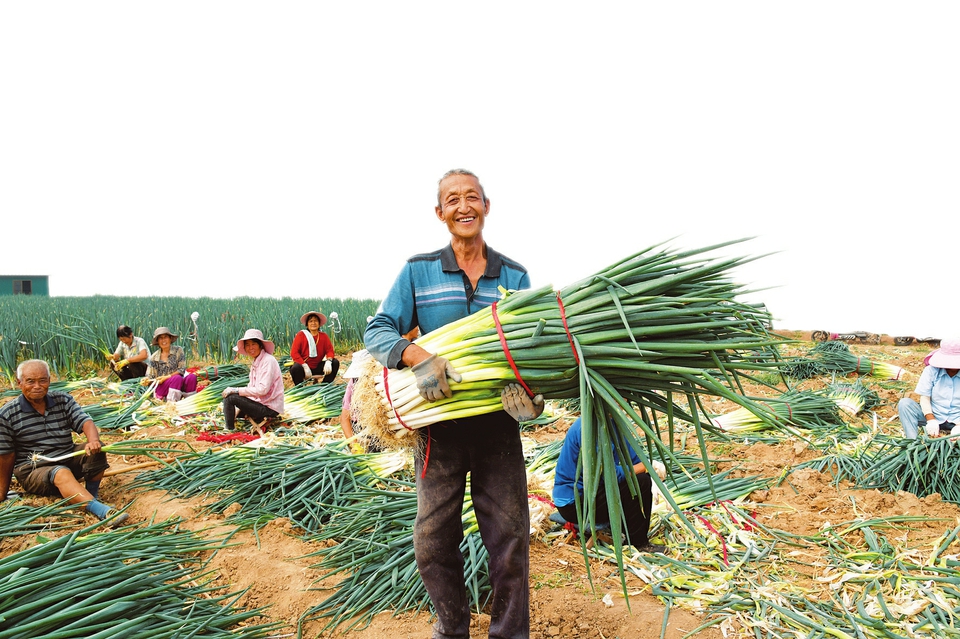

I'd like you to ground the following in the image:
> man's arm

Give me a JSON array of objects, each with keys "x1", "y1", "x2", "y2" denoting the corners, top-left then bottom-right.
[
  {"x1": 81, "y1": 420, "x2": 102, "y2": 455},
  {"x1": 1, "y1": 452, "x2": 14, "y2": 500}
]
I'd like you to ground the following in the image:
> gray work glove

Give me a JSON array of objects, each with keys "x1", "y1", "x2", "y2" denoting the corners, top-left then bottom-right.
[
  {"x1": 222, "y1": 387, "x2": 240, "y2": 398},
  {"x1": 301, "y1": 363, "x2": 312, "y2": 379},
  {"x1": 323, "y1": 360, "x2": 333, "y2": 376},
  {"x1": 412, "y1": 354, "x2": 462, "y2": 401},
  {"x1": 500, "y1": 383, "x2": 544, "y2": 422}
]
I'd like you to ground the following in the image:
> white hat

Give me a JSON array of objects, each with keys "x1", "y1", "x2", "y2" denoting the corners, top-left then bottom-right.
[
  {"x1": 928, "y1": 338, "x2": 960, "y2": 369},
  {"x1": 343, "y1": 349, "x2": 373, "y2": 379}
]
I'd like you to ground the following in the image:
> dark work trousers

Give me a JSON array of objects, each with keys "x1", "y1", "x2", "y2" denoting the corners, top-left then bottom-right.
[
  {"x1": 413, "y1": 412, "x2": 530, "y2": 639},
  {"x1": 116, "y1": 361, "x2": 147, "y2": 380},
  {"x1": 557, "y1": 471, "x2": 653, "y2": 548},
  {"x1": 223, "y1": 394, "x2": 279, "y2": 430},
  {"x1": 290, "y1": 359, "x2": 340, "y2": 384}
]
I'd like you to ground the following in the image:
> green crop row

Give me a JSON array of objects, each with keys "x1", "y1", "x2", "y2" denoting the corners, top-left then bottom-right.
[{"x1": 0, "y1": 295, "x2": 380, "y2": 381}]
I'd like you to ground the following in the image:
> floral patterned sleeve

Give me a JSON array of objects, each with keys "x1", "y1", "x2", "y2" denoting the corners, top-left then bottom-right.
[{"x1": 171, "y1": 346, "x2": 187, "y2": 375}]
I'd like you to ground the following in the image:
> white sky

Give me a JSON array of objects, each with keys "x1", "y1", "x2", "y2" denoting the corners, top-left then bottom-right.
[{"x1": 2, "y1": 2, "x2": 956, "y2": 339}]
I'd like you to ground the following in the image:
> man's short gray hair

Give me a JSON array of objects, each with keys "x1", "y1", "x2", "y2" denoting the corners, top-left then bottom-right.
[
  {"x1": 437, "y1": 169, "x2": 488, "y2": 207},
  {"x1": 16, "y1": 359, "x2": 50, "y2": 381}
]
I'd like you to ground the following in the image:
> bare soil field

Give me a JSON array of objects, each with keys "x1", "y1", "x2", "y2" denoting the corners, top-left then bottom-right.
[{"x1": 2, "y1": 334, "x2": 954, "y2": 639}]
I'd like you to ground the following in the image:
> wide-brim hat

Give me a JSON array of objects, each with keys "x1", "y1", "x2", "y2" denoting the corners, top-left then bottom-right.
[
  {"x1": 300, "y1": 311, "x2": 327, "y2": 327},
  {"x1": 343, "y1": 349, "x2": 373, "y2": 379},
  {"x1": 151, "y1": 326, "x2": 179, "y2": 346},
  {"x1": 928, "y1": 338, "x2": 960, "y2": 369},
  {"x1": 236, "y1": 328, "x2": 276, "y2": 355}
]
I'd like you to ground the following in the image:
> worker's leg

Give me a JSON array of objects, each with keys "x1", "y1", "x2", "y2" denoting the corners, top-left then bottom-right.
[
  {"x1": 414, "y1": 424, "x2": 471, "y2": 639},
  {"x1": 469, "y1": 413, "x2": 530, "y2": 639},
  {"x1": 898, "y1": 398, "x2": 924, "y2": 439},
  {"x1": 617, "y1": 472, "x2": 654, "y2": 548}
]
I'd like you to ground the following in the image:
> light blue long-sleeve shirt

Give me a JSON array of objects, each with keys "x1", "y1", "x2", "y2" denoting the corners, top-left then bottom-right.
[{"x1": 915, "y1": 366, "x2": 960, "y2": 423}]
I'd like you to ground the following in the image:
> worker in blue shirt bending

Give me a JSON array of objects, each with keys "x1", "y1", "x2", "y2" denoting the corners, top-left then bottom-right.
[{"x1": 553, "y1": 416, "x2": 667, "y2": 554}]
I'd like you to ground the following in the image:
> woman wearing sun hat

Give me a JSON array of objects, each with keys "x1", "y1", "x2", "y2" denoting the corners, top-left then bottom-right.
[
  {"x1": 290, "y1": 311, "x2": 339, "y2": 385},
  {"x1": 898, "y1": 337, "x2": 960, "y2": 439},
  {"x1": 221, "y1": 329, "x2": 284, "y2": 431},
  {"x1": 144, "y1": 327, "x2": 198, "y2": 403}
]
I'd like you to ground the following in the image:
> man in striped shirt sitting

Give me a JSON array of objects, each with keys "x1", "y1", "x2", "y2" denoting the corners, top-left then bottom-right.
[{"x1": 0, "y1": 359, "x2": 130, "y2": 527}]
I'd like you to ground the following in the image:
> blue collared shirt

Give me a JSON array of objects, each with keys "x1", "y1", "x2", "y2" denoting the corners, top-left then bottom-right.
[
  {"x1": 365, "y1": 243, "x2": 531, "y2": 369},
  {"x1": 915, "y1": 366, "x2": 960, "y2": 423}
]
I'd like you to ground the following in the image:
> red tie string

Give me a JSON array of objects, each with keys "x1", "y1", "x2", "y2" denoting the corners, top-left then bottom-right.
[
  {"x1": 383, "y1": 365, "x2": 431, "y2": 477},
  {"x1": 491, "y1": 301, "x2": 535, "y2": 397},
  {"x1": 382, "y1": 366, "x2": 414, "y2": 432},
  {"x1": 696, "y1": 514, "x2": 730, "y2": 566},
  {"x1": 556, "y1": 292, "x2": 580, "y2": 365}
]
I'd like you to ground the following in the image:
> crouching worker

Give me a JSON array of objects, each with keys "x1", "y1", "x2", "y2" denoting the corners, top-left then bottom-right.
[
  {"x1": 552, "y1": 416, "x2": 666, "y2": 553},
  {"x1": 898, "y1": 337, "x2": 960, "y2": 439},
  {"x1": 0, "y1": 359, "x2": 130, "y2": 527},
  {"x1": 221, "y1": 329, "x2": 284, "y2": 431}
]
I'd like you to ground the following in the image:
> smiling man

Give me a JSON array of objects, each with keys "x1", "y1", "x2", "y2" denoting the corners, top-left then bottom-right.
[
  {"x1": 0, "y1": 359, "x2": 129, "y2": 527},
  {"x1": 365, "y1": 169, "x2": 543, "y2": 639}
]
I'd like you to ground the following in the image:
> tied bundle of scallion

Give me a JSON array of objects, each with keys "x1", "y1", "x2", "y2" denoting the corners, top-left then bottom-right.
[
  {"x1": 711, "y1": 389, "x2": 844, "y2": 434},
  {"x1": 355, "y1": 238, "x2": 787, "y2": 445},
  {"x1": 809, "y1": 341, "x2": 906, "y2": 380},
  {"x1": 825, "y1": 379, "x2": 882, "y2": 416},
  {"x1": 354, "y1": 238, "x2": 794, "y2": 602}
]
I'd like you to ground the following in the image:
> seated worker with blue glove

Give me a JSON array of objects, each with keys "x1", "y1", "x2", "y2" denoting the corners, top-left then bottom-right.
[{"x1": 553, "y1": 416, "x2": 666, "y2": 553}]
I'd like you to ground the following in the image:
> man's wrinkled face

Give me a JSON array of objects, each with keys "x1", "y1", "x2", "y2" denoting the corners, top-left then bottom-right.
[
  {"x1": 18, "y1": 364, "x2": 50, "y2": 404},
  {"x1": 435, "y1": 174, "x2": 488, "y2": 241}
]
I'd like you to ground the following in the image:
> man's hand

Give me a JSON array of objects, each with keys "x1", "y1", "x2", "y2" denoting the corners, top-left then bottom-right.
[
  {"x1": 85, "y1": 438, "x2": 102, "y2": 456},
  {"x1": 412, "y1": 354, "x2": 461, "y2": 401},
  {"x1": 500, "y1": 383, "x2": 544, "y2": 422},
  {"x1": 323, "y1": 360, "x2": 333, "y2": 376},
  {"x1": 301, "y1": 363, "x2": 312, "y2": 379},
  {"x1": 926, "y1": 419, "x2": 941, "y2": 437},
  {"x1": 116, "y1": 359, "x2": 129, "y2": 370},
  {"x1": 222, "y1": 387, "x2": 240, "y2": 398}
]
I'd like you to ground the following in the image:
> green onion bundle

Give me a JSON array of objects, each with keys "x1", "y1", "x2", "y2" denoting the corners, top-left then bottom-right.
[
  {"x1": 131, "y1": 443, "x2": 408, "y2": 532},
  {"x1": 283, "y1": 382, "x2": 347, "y2": 422},
  {"x1": 711, "y1": 389, "x2": 844, "y2": 434},
  {"x1": 0, "y1": 499, "x2": 81, "y2": 538},
  {"x1": 826, "y1": 379, "x2": 882, "y2": 416},
  {"x1": 357, "y1": 239, "x2": 786, "y2": 442},
  {"x1": 0, "y1": 519, "x2": 284, "y2": 638},
  {"x1": 355, "y1": 239, "x2": 792, "y2": 598},
  {"x1": 857, "y1": 434, "x2": 960, "y2": 502},
  {"x1": 779, "y1": 356, "x2": 827, "y2": 380},
  {"x1": 165, "y1": 374, "x2": 250, "y2": 416},
  {"x1": 810, "y1": 341, "x2": 906, "y2": 380},
  {"x1": 80, "y1": 381, "x2": 159, "y2": 430}
]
